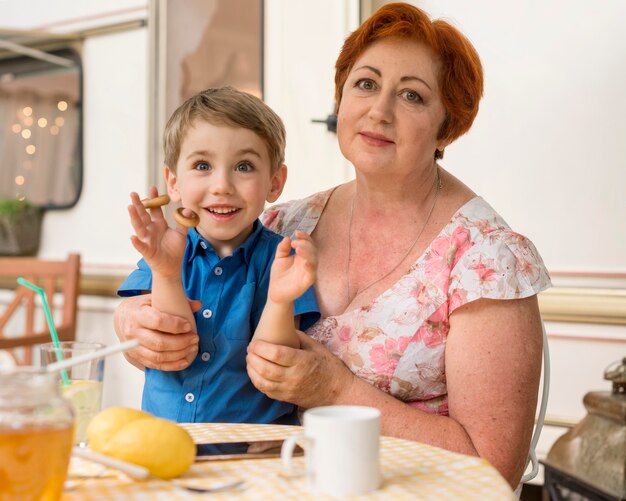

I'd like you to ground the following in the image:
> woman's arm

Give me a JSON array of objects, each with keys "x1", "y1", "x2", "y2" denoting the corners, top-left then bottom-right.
[
  {"x1": 114, "y1": 294, "x2": 200, "y2": 371},
  {"x1": 246, "y1": 295, "x2": 542, "y2": 487}
]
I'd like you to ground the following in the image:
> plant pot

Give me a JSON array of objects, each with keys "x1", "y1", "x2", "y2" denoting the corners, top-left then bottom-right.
[{"x1": 0, "y1": 205, "x2": 44, "y2": 256}]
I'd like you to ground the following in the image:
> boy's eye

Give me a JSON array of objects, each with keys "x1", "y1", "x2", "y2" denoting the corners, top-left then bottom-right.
[
  {"x1": 194, "y1": 161, "x2": 210, "y2": 171},
  {"x1": 402, "y1": 90, "x2": 423, "y2": 104},
  {"x1": 356, "y1": 78, "x2": 376, "y2": 91},
  {"x1": 235, "y1": 161, "x2": 253, "y2": 172}
]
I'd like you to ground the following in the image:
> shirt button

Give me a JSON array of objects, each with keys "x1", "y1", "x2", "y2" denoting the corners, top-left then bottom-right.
[
  {"x1": 214, "y1": 267, "x2": 223, "y2": 276},
  {"x1": 185, "y1": 393, "x2": 195, "y2": 403},
  {"x1": 200, "y1": 241, "x2": 207, "y2": 250},
  {"x1": 201, "y1": 352, "x2": 211, "y2": 362},
  {"x1": 202, "y1": 309, "x2": 212, "y2": 319}
]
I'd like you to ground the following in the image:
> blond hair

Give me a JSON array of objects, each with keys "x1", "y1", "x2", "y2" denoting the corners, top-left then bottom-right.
[{"x1": 163, "y1": 86, "x2": 286, "y2": 172}]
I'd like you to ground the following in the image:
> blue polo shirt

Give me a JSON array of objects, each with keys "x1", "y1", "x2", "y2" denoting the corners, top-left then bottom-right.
[{"x1": 118, "y1": 220, "x2": 319, "y2": 424}]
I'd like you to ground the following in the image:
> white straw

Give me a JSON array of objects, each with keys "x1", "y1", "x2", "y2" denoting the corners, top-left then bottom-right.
[
  {"x1": 46, "y1": 340, "x2": 140, "y2": 373},
  {"x1": 73, "y1": 446, "x2": 150, "y2": 479}
]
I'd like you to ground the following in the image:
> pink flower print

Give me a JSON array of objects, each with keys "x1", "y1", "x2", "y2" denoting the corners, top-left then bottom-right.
[
  {"x1": 475, "y1": 218, "x2": 494, "y2": 235},
  {"x1": 448, "y1": 289, "x2": 467, "y2": 311},
  {"x1": 412, "y1": 307, "x2": 449, "y2": 348},
  {"x1": 412, "y1": 283, "x2": 432, "y2": 306},
  {"x1": 358, "y1": 326, "x2": 383, "y2": 343},
  {"x1": 371, "y1": 373, "x2": 392, "y2": 393},
  {"x1": 471, "y1": 261, "x2": 497, "y2": 284},
  {"x1": 338, "y1": 324, "x2": 352, "y2": 344},
  {"x1": 307, "y1": 317, "x2": 338, "y2": 345},
  {"x1": 516, "y1": 258, "x2": 534, "y2": 276},
  {"x1": 425, "y1": 227, "x2": 471, "y2": 275},
  {"x1": 261, "y1": 208, "x2": 279, "y2": 228},
  {"x1": 368, "y1": 336, "x2": 412, "y2": 378},
  {"x1": 515, "y1": 257, "x2": 541, "y2": 287},
  {"x1": 413, "y1": 361, "x2": 445, "y2": 387}
]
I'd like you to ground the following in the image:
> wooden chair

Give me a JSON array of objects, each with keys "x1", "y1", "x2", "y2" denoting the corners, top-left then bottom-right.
[{"x1": 0, "y1": 253, "x2": 80, "y2": 364}]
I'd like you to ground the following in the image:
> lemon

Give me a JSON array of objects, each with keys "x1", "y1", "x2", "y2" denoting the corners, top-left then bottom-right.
[
  {"x1": 62, "y1": 380, "x2": 104, "y2": 444},
  {"x1": 101, "y1": 417, "x2": 196, "y2": 478},
  {"x1": 87, "y1": 406, "x2": 151, "y2": 453}
]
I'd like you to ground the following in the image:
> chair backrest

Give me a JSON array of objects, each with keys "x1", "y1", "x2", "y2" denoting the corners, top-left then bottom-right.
[
  {"x1": 520, "y1": 317, "x2": 551, "y2": 484},
  {"x1": 0, "y1": 253, "x2": 80, "y2": 364}
]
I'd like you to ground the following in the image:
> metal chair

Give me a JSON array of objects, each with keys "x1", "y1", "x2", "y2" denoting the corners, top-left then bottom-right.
[{"x1": 0, "y1": 253, "x2": 80, "y2": 364}]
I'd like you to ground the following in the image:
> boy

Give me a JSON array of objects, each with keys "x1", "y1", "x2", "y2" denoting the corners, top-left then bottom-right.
[{"x1": 118, "y1": 87, "x2": 319, "y2": 425}]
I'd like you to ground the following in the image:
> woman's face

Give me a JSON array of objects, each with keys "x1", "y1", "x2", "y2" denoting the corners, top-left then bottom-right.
[{"x1": 337, "y1": 37, "x2": 449, "y2": 177}]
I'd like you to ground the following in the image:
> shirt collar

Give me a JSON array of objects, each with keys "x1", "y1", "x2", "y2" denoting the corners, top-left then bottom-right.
[{"x1": 187, "y1": 220, "x2": 264, "y2": 265}]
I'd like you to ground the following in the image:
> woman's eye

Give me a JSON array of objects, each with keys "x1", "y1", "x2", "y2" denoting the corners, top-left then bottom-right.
[
  {"x1": 194, "y1": 161, "x2": 210, "y2": 171},
  {"x1": 403, "y1": 90, "x2": 423, "y2": 103},
  {"x1": 235, "y1": 161, "x2": 253, "y2": 172},
  {"x1": 356, "y1": 79, "x2": 376, "y2": 91}
]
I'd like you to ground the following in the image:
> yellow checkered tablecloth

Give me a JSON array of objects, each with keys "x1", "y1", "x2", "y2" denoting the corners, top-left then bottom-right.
[{"x1": 62, "y1": 422, "x2": 516, "y2": 500}]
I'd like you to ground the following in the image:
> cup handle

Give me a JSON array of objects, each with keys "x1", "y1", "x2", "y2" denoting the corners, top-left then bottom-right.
[{"x1": 281, "y1": 433, "x2": 309, "y2": 477}]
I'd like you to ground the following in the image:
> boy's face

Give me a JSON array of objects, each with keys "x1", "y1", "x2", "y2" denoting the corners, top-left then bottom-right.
[{"x1": 165, "y1": 121, "x2": 287, "y2": 257}]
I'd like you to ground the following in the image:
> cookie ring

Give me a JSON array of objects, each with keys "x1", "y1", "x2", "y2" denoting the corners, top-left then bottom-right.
[
  {"x1": 141, "y1": 194, "x2": 170, "y2": 208},
  {"x1": 173, "y1": 207, "x2": 200, "y2": 228}
]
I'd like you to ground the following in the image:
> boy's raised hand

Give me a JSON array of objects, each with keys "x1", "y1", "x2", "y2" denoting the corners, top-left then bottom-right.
[
  {"x1": 128, "y1": 186, "x2": 188, "y2": 278},
  {"x1": 268, "y1": 230, "x2": 317, "y2": 304}
]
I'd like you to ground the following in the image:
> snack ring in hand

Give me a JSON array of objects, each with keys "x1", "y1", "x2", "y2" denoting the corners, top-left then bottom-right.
[
  {"x1": 173, "y1": 208, "x2": 200, "y2": 228},
  {"x1": 141, "y1": 194, "x2": 170, "y2": 208}
]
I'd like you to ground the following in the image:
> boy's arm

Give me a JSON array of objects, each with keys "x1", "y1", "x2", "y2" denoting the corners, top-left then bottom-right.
[
  {"x1": 253, "y1": 231, "x2": 317, "y2": 349},
  {"x1": 128, "y1": 188, "x2": 197, "y2": 334},
  {"x1": 150, "y1": 274, "x2": 196, "y2": 332}
]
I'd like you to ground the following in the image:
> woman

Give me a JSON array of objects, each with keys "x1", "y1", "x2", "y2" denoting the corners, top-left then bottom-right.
[{"x1": 114, "y1": 3, "x2": 550, "y2": 488}]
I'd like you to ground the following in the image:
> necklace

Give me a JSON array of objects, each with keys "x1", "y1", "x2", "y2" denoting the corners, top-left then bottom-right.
[{"x1": 346, "y1": 167, "x2": 442, "y2": 304}]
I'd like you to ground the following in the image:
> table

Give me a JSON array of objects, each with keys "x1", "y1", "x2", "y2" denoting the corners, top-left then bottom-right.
[{"x1": 63, "y1": 423, "x2": 516, "y2": 500}]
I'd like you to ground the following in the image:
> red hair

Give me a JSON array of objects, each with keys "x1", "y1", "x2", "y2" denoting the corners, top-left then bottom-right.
[{"x1": 335, "y1": 3, "x2": 483, "y2": 155}]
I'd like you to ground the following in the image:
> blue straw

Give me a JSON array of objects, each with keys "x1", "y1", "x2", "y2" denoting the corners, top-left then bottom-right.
[{"x1": 17, "y1": 277, "x2": 71, "y2": 386}]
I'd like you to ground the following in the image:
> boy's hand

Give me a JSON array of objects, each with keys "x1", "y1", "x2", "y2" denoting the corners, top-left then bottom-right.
[
  {"x1": 128, "y1": 186, "x2": 188, "y2": 278},
  {"x1": 268, "y1": 230, "x2": 317, "y2": 304}
]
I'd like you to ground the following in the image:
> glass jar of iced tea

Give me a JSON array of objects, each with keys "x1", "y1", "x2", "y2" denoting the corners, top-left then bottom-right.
[{"x1": 0, "y1": 367, "x2": 74, "y2": 501}]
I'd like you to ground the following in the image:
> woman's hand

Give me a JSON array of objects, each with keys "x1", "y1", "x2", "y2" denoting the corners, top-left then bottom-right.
[
  {"x1": 114, "y1": 294, "x2": 200, "y2": 371},
  {"x1": 246, "y1": 331, "x2": 355, "y2": 408}
]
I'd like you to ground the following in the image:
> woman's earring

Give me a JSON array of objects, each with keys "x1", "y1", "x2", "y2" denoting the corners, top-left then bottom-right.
[{"x1": 435, "y1": 148, "x2": 445, "y2": 160}]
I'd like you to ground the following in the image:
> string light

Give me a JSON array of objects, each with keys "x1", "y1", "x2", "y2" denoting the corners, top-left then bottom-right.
[{"x1": 57, "y1": 100, "x2": 68, "y2": 111}]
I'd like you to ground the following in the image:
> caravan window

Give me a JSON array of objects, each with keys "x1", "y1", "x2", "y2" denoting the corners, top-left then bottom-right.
[{"x1": 0, "y1": 46, "x2": 82, "y2": 209}]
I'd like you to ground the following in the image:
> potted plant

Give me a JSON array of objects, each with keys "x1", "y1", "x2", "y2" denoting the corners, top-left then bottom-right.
[{"x1": 0, "y1": 199, "x2": 44, "y2": 256}]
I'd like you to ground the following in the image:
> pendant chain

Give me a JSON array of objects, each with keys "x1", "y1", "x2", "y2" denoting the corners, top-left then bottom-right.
[{"x1": 346, "y1": 167, "x2": 442, "y2": 304}]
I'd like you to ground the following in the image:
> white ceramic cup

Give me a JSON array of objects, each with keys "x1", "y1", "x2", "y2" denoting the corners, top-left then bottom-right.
[{"x1": 281, "y1": 405, "x2": 381, "y2": 496}]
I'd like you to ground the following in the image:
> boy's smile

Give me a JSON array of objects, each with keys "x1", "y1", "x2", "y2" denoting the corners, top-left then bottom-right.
[{"x1": 166, "y1": 121, "x2": 286, "y2": 257}]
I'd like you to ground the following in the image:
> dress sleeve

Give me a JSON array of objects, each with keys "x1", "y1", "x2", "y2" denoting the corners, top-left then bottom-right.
[
  {"x1": 260, "y1": 201, "x2": 292, "y2": 236},
  {"x1": 447, "y1": 230, "x2": 552, "y2": 313},
  {"x1": 117, "y1": 258, "x2": 153, "y2": 297}
]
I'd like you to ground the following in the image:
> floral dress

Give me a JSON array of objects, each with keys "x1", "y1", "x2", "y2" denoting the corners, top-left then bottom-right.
[{"x1": 261, "y1": 189, "x2": 552, "y2": 416}]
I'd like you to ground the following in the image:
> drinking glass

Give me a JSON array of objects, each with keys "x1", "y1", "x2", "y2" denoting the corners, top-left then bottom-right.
[{"x1": 40, "y1": 341, "x2": 105, "y2": 446}]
